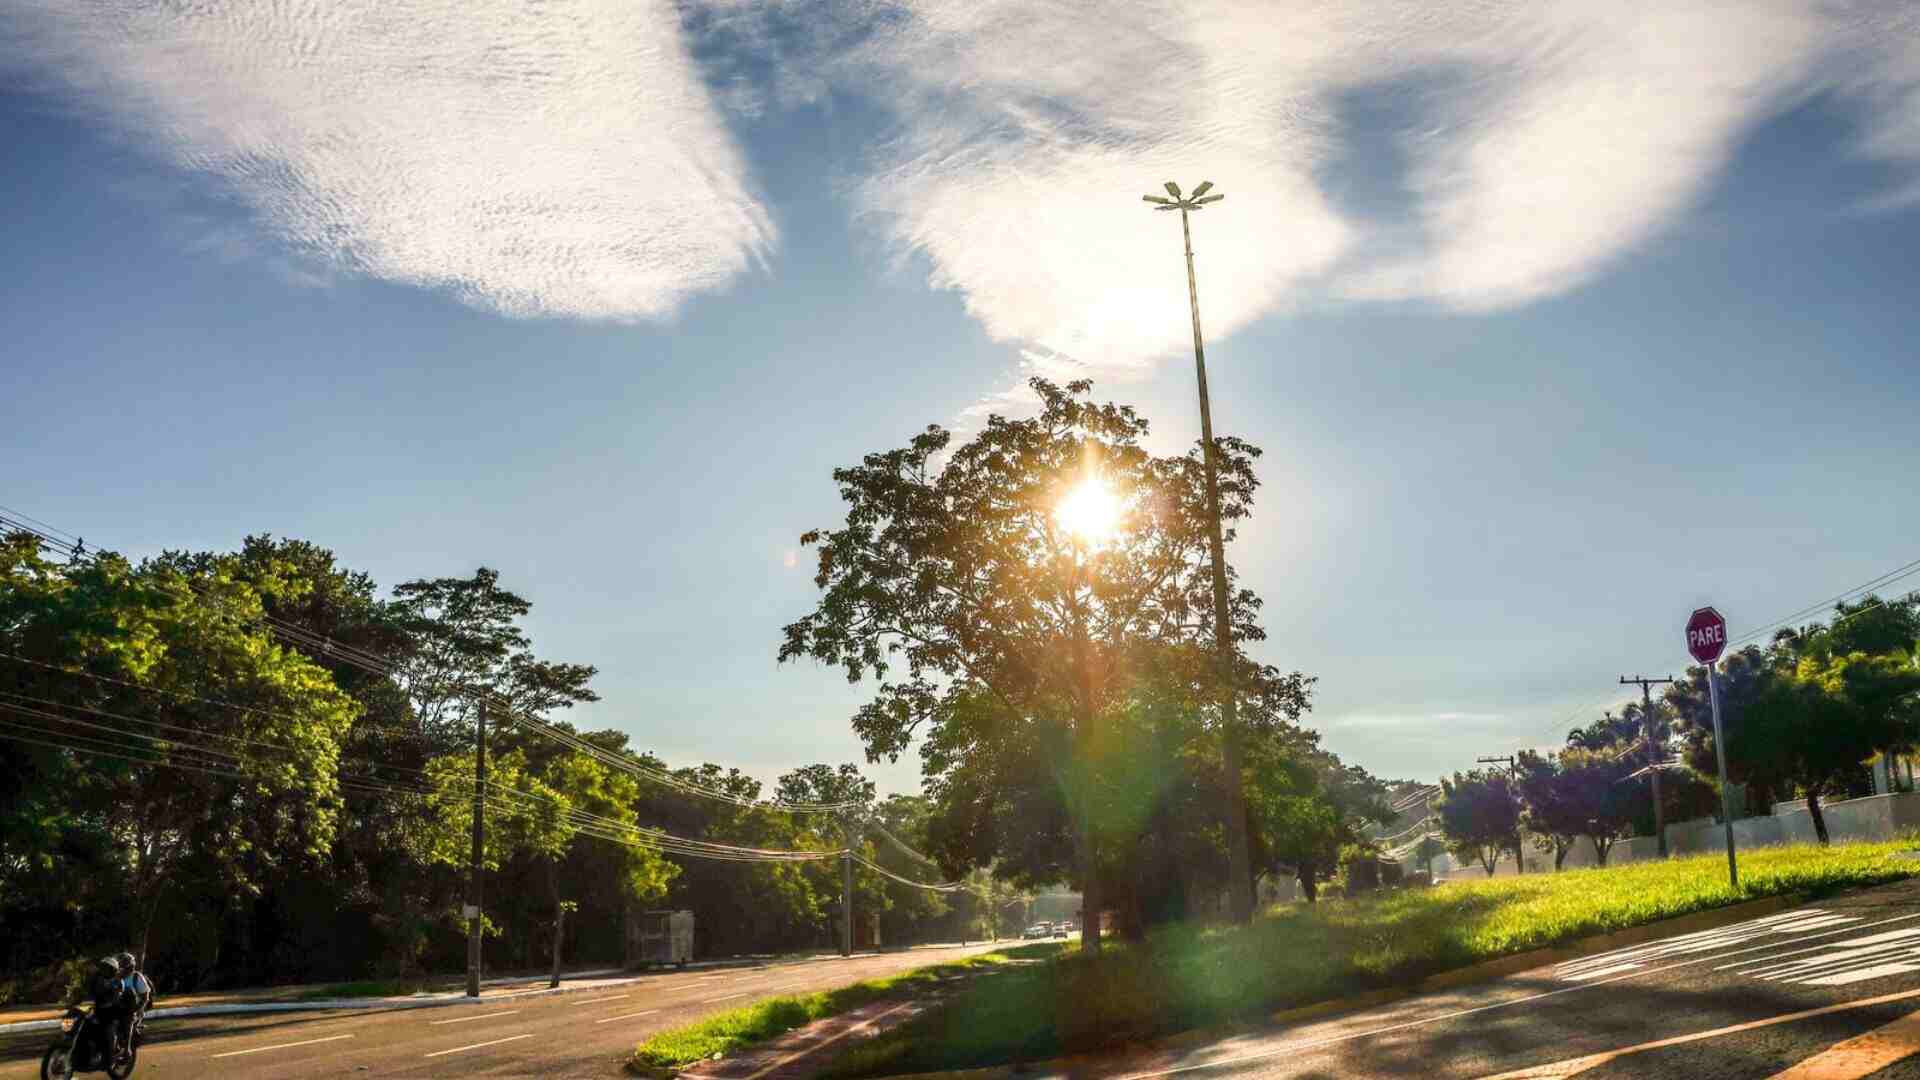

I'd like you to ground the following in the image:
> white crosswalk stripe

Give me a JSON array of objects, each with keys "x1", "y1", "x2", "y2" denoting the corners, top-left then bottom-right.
[{"x1": 1554, "y1": 910, "x2": 1865, "y2": 983}]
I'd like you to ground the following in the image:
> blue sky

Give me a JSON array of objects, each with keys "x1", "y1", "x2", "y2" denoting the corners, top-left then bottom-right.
[{"x1": 4, "y1": 1, "x2": 1919, "y2": 794}]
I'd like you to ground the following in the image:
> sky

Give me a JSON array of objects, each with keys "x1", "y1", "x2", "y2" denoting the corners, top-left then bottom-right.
[{"x1": 4, "y1": 0, "x2": 1919, "y2": 796}]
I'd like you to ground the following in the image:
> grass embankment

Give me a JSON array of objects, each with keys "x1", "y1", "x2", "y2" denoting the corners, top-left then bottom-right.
[
  {"x1": 826, "y1": 840, "x2": 1920, "y2": 1077},
  {"x1": 627, "y1": 943, "x2": 1065, "y2": 1072}
]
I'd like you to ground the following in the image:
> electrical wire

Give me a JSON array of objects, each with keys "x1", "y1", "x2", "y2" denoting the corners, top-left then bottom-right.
[{"x1": 0, "y1": 511, "x2": 864, "y2": 814}]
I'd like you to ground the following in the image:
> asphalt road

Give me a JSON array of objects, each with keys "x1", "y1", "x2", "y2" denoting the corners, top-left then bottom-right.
[
  {"x1": 1, "y1": 941, "x2": 1007, "y2": 1078},
  {"x1": 1046, "y1": 877, "x2": 1920, "y2": 1080}
]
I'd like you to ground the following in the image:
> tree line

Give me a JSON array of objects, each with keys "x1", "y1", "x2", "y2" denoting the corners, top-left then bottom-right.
[
  {"x1": 4, "y1": 377, "x2": 1408, "y2": 995},
  {"x1": 0, "y1": 534, "x2": 1003, "y2": 1002},
  {"x1": 1434, "y1": 595, "x2": 1920, "y2": 873}
]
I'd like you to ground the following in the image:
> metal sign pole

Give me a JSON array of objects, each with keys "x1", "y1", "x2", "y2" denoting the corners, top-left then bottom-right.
[{"x1": 1707, "y1": 661, "x2": 1738, "y2": 890}]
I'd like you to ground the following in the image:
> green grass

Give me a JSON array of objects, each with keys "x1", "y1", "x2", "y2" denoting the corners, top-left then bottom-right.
[
  {"x1": 824, "y1": 839, "x2": 1920, "y2": 1077},
  {"x1": 626, "y1": 943, "x2": 1065, "y2": 1072}
]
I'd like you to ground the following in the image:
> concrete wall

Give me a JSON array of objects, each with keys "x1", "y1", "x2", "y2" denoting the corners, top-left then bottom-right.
[{"x1": 1416, "y1": 791, "x2": 1920, "y2": 888}]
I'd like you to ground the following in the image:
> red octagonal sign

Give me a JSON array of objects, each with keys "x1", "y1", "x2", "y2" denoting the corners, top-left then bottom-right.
[{"x1": 1686, "y1": 606, "x2": 1728, "y2": 665}]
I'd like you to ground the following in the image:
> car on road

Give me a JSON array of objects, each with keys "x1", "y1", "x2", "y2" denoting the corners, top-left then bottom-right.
[
  {"x1": 1053, "y1": 921, "x2": 1070, "y2": 938},
  {"x1": 1021, "y1": 922, "x2": 1053, "y2": 939}
]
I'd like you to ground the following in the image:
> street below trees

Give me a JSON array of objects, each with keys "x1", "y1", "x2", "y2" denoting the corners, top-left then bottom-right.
[{"x1": 0, "y1": 942, "x2": 1002, "y2": 1078}]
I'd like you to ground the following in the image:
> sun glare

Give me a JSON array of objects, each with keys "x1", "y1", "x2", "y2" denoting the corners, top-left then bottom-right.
[{"x1": 1055, "y1": 477, "x2": 1122, "y2": 548}]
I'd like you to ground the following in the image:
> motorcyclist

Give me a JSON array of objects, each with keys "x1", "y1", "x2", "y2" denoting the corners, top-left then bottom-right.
[
  {"x1": 86, "y1": 956, "x2": 130, "y2": 1061},
  {"x1": 113, "y1": 952, "x2": 151, "y2": 1054}
]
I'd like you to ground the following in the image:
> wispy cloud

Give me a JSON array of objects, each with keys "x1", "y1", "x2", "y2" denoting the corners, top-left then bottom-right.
[
  {"x1": 817, "y1": 0, "x2": 1920, "y2": 378},
  {"x1": 3, "y1": 0, "x2": 773, "y2": 320}
]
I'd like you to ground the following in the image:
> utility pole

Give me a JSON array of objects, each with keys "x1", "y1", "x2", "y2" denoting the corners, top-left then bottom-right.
[
  {"x1": 466, "y1": 698, "x2": 487, "y2": 998},
  {"x1": 1620, "y1": 676, "x2": 1676, "y2": 858},
  {"x1": 1476, "y1": 755, "x2": 1524, "y2": 876},
  {"x1": 840, "y1": 812, "x2": 853, "y2": 958},
  {"x1": 1142, "y1": 180, "x2": 1253, "y2": 924}
]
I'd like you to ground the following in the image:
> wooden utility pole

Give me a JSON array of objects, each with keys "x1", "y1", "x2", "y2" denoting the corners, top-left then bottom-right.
[
  {"x1": 1620, "y1": 676, "x2": 1676, "y2": 858},
  {"x1": 466, "y1": 698, "x2": 487, "y2": 998},
  {"x1": 1476, "y1": 755, "x2": 1524, "y2": 875},
  {"x1": 841, "y1": 812, "x2": 854, "y2": 958}
]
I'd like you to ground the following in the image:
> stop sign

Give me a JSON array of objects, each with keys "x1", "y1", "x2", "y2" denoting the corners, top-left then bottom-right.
[{"x1": 1686, "y1": 606, "x2": 1728, "y2": 665}]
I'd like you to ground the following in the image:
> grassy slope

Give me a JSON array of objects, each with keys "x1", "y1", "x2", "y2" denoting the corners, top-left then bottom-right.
[
  {"x1": 628, "y1": 943, "x2": 1065, "y2": 1070},
  {"x1": 826, "y1": 840, "x2": 1920, "y2": 1077}
]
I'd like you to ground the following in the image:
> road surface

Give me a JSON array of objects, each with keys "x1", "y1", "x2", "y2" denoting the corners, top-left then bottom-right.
[
  {"x1": 1, "y1": 941, "x2": 1005, "y2": 1078},
  {"x1": 1042, "y1": 877, "x2": 1920, "y2": 1079}
]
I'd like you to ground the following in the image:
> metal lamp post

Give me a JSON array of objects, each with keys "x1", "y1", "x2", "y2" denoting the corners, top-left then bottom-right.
[{"x1": 1142, "y1": 180, "x2": 1254, "y2": 923}]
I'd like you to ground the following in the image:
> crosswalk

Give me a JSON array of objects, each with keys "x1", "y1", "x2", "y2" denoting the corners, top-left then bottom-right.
[{"x1": 1553, "y1": 909, "x2": 1867, "y2": 984}]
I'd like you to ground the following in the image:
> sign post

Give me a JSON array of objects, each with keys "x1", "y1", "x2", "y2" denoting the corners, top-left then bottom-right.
[{"x1": 1687, "y1": 606, "x2": 1737, "y2": 890}]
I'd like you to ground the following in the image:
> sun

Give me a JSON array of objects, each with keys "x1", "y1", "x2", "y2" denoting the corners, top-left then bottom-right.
[{"x1": 1055, "y1": 477, "x2": 1122, "y2": 548}]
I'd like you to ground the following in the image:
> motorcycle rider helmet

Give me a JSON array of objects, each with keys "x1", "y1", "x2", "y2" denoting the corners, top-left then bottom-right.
[{"x1": 90, "y1": 958, "x2": 121, "y2": 1002}]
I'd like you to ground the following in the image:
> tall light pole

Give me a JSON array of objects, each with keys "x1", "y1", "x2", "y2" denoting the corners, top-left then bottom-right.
[{"x1": 1143, "y1": 180, "x2": 1254, "y2": 924}]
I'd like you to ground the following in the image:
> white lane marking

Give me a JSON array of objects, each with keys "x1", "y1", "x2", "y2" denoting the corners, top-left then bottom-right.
[
  {"x1": 702, "y1": 992, "x2": 749, "y2": 1004},
  {"x1": 428, "y1": 1009, "x2": 521, "y2": 1025},
  {"x1": 424, "y1": 1033, "x2": 534, "y2": 1058},
  {"x1": 594, "y1": 1009, "x2": 662, "y2": 1024},
  {"x1": 569, "y1": 994, "x2": 630, "y2": 1006},
  {"x1": 1114, "y1": 910, "x2": 1920, "y2": 1080},
  {"x1": 209, "y1": 1034, "x2": 355, "y2": 1059}
]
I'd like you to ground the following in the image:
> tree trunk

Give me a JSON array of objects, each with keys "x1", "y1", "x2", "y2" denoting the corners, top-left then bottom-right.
[
  {"x1": 1806, "y1": 790, "x2": 1830, "y2": 845},
  {"x1": 1482, "y1": 846, "x2": 1498, "y2": 876},
  {"x1": 1554, "y1": 841, "x2": 1570, "y2": 870},
  {"x1": 1297, "y1": 865, "x2": 1318, "y2": 904},
  {"x1": 1078, "y1": 822, "x2": 1101, "y2": 953},
  {"x1": 548, "y1": 859, "x2": 563, "y2": 989},
  {"x1": 1590, "y1": 835, "x2": 1611, "y2": 867}
]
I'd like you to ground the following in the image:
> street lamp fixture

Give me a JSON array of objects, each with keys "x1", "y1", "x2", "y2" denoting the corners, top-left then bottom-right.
[{"x1": 1141, "y1": 178, "x2": 1254, "y2": 924}]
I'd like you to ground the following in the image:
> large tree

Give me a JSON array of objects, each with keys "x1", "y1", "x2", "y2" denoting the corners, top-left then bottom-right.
[
  {"x1": 0, "y1": 536, "x2": 360, "y2": 969},
  {"x1": 780, "y1": 379, "x2": 1309, "y2": 950},
  {"x1": 1708, "y1": 652, "x2": 1917, "y2": 843},
  {"x1": 1436, "y1": 769, "x2": 1523, "y2": 876}
]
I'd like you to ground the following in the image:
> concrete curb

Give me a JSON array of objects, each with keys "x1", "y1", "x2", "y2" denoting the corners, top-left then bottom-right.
[{"x1": 879, "y1": 892, "x2": 1807, "y2": 1080}]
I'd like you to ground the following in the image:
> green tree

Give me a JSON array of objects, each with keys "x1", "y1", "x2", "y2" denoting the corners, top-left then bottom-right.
[
  {"x1": 1435, "y1": 769, "x2": 1522, "y2": 876},
  {"x1": 1517, "y1": 748, "x2": 1641, "y2": 868},
  {"x1": 780, "y1": 379, "x2": 1310, "y2": 950},
  {"x1": 1713, "y1": 653, "x2": 1917, "y2": 843},
  {"x1": 0, "y1": 536, "x2": 360, "y2": 967}
]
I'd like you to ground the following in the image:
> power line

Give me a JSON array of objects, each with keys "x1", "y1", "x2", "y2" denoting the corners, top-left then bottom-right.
[{"x1": 0, "y1": 511, "x2": 864, "y2": 814}]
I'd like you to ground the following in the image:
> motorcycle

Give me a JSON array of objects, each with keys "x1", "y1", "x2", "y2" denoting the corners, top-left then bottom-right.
[{"x1": 41, "y1": 1002, "x2": 137, "y2": 1080}]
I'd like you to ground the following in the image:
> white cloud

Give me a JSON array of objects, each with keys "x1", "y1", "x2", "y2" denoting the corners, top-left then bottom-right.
[
  {"x1": 824, "y1": 0, "x2": 1920, "y2": 370},
  {"x1": 4, "y1": 0, "x2": 773, "y2": 320}
]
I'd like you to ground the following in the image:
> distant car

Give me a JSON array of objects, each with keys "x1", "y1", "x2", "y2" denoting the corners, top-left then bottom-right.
[
  {"x1": 1053, "y1": 922, "x2": 1070, "y2": 938},
  {"x1": 1021, "y1": 923, "x2": 1052, "y2": 939}
]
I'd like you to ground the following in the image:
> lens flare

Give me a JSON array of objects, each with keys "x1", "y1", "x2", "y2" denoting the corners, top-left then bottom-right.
[{"x1": 1055, "y1": 478, "x2": 1122, "y2": 548}]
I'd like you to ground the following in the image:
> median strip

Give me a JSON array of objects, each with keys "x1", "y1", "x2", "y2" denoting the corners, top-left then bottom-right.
[
  {"x1": 424, "y1": 1033, "x2": 534, "y2": 1058},
  {"x1": 628, "y1": 944, "x2": 1048, "y2": 1074},
  {"x1": 209, "y1": 1033, "x2": 355, "y2": 1058}
]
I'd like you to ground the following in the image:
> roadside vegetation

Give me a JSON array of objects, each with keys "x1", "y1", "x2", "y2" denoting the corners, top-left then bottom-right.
[
  {"x1": 825, "y1": 840, "x2": 1920, "y2": 1077},
  {"x1": 626, "y1": 943, "x2": 1063, "y2": 1072}
]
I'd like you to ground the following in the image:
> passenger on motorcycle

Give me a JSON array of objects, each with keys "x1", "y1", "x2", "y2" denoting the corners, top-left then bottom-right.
[{"x1": 111, "y1": 953, "x2": 150, "y2": 1055}]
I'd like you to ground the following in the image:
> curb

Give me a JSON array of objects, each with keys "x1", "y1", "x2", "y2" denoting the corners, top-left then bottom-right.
[{"x1": 879, "y1": 892, "x2": 1807, "y2": 1080}]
